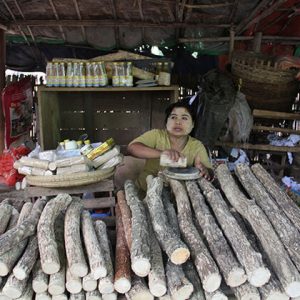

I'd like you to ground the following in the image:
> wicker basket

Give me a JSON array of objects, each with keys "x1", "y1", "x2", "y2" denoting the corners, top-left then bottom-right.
[
  {"x1": 26, "y1": 167, "x2": 115, "y2": 187},
  {"x1": 230, "y1": 51, "x2": 299, "y2": 112}
]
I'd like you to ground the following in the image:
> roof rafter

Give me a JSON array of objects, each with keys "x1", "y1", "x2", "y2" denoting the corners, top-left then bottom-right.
[
  {"x1": 48, "y1": 0, "x2": 66, "y2": 41},
  {"x1": 2, "y1": 0, "x2": 29, "y2": 45},
  {"x1": 110, "y1": 0, "x2": 120, "y2": 48},
  {"x1": 72, "y1": 0, "x2": 86, "y2": 42},
  {"x1": 184, "y1": 2, "x2": 235, "y2": 9},
  {"x1": 9, "y1": 19, "x2": 231, "y2": 28}
]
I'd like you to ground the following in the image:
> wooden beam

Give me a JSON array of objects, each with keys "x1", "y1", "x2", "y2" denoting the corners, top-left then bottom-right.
[
  {"x1": 9, "y1": 19, "x2": 231, "y2": 28},
  {"x1": 0, "y1": 23, "x2": 7, "y2": 31},
  {"x1": 252, "y1": 125, "x2": 300, "y2": 135},
  {"x1": 0, "y1": 29, "x2": 5, "y2": 152},
  {"x1": 238, "y1": 0, "x2": 288, "y2": 34},
  {"x1": 253, "y1": 109, "x2": 300, "y2": 121},
  {"x1": 183, "y1": 2, "x2": 235, "y2": 9},
  {"x1": 110, "y1": 0, "x2": 120, "y2": 48},
  {"x1": 48, "y1": 0, "x2": 66, "y2": 41},
  {"x1": 235, "y1": 0, "x2": 271, "y2": 34},
  {"x1": 72, "y1": 0, "x2": 86, "y2": 42}
]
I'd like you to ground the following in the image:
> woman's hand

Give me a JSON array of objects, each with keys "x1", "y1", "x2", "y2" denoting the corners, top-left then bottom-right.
[
  {"x1": 195, "y1": 162, "x2": 212, "y2": 180},
  {"x1": 162, "y1": 149, "x2": 184, "y2": 162}
]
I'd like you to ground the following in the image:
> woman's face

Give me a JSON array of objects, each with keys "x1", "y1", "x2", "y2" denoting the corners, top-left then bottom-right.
[{"x1": 166, "y1": 107, "x2": 194, "y2": 137}]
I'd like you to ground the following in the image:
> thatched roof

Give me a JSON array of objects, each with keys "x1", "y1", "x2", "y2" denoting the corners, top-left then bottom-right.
[{"x1": 1, "y1": 0, "x2": 300, "y2": 71}]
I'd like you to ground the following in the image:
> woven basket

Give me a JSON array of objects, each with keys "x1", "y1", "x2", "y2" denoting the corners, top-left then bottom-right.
[
  {"x1": 232, "y1": 51, "x2": 297, "y2": 84},
  {"x1": 26, "y1": 167, "x2": 115, "y2": 187}
]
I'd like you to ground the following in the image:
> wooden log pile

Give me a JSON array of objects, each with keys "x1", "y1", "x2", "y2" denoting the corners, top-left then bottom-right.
[
  {"x1": 0, "y1": 194, "x2": 118, "y2": 300},
  {"x1": 115, "y1": 163, "x2": 300, "y2": 300}
]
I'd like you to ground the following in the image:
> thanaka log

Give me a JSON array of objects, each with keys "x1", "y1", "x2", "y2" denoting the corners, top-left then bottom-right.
[
  {"x1": 186, "y1": 180, "x2": 247, "y2": 287},
  {"x1": 198, "y1": 177, "x2": 271, "y2": 287},
  {"x1": 124, "y1": 180, "x2": 151, "y2": 277},
  {"x1": 0, "y1": 203, "x2": 13, "y2": 234},
  {"x1": 32, "y1": 260, "x2": 48, "y2": 293},
  {"x1": 169, "y1": 179, "x2": 221, "y2": 292},
  {"x1": 145, "y1": 176, "x2": 190, "y2": 265},
  {"x1": 217, "y1": 164, "x2": 300, "y2": 297},
  {"x1": 125, "y1": 275, "x2": 154, "y2": 300},
  {"x1": 66, "y1": 267, "x2": 82, "y2": 294}
]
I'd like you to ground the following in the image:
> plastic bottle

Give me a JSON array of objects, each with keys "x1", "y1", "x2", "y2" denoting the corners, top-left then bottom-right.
[
  {"x1": 112, "y1": 62, "x2": 120, "y2": 87},
  {"x1": 99, "y1": 62, "x2": 108, "y2": 87},
  {"x1": 66, "y1": 62, "x2": 73, "y2": 87},
  {"x1": 92, "y1": 62, "x2": 100, "y2": 87},
  {"x1": 79, "y1": 62, "x2": 86, "y2": 87},
  {"x1": 73, "y1": 62, "x2": 80, "y2": 87},
  {"x1": 46, "y1": 62, "x2": 54, "y2": 87},
  {"x1": 86, "y1": 62, "x2": 93, "y2": 87},
  {"x1": 125, "y1": 62, "x2": 133, "y2": 87},
  {"x1": 119, "y1": 62, "x2": 126, "y2": 87},
  {"x1": 59, "y1": 62, "x2": 66, "y2": 87},
  {"x1": 53, "y1": 62, "x2": 60, "y2": 87}
]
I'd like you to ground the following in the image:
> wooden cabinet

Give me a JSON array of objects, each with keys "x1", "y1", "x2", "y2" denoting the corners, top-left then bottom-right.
[{"x1": 37, "y1": 86, "x2": 179, "y2": 150}]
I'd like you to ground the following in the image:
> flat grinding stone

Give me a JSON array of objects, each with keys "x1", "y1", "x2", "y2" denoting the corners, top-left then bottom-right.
[{"x1": 162, "y1": 167, "x2": 200, "y2": 180}]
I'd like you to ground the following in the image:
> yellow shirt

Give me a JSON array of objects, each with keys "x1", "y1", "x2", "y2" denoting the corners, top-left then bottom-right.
[{"x1": 130, "y1": 129, "x2": 212, "y2": 191}]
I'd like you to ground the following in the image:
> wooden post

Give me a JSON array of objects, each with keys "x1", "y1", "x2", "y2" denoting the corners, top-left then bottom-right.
[
  {"x1": 253, "y1": 32, "x2": 262, "y2": 53},
  {"x1": 0, "y1": 29, "x2": 5, "y2": 152},
  {"x1": 229, "y1": 29, "x2": 235, "y2": 63}
]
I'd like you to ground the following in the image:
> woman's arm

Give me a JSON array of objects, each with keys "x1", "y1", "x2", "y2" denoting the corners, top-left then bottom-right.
[
  {"x1": 127, "y1": 142, "x2": 162, "y2": 159},
  {"x1": 194, "y1": 155, "x2": 214, "y2": 180}
]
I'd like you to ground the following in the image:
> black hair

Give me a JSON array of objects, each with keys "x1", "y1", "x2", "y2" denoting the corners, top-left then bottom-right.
[{"x1": 164, "y1": 101, "x2": 196, "y2": 124}]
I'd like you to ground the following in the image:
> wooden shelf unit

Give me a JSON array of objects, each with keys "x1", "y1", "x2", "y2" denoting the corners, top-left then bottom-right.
[{"x1": 37, "y1": 85, "x2": 179, "y2": 150}]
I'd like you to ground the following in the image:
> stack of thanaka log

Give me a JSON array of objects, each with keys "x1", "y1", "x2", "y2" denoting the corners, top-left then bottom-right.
[
  {"x1": 2, "y1": 162, "x2": 300, "y2": 300},
  {"x1": 0, "y1": 194, "x2": 117, "y2": 300},
  {"x1": 115, "y1": 162, "x2": 300, "y2": 300}
]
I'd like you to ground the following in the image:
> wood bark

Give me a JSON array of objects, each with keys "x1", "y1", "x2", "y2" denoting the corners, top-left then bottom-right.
[
  {"x1": 198, "y1": 177, "x2": 271, "y2": 287},
  {"x1": 158, "y1": 293, "x2": 172, "y2": 300},
  {"x1": 166, "y1": 260, "x2": 194, "y2": 300},
  {"x1": 217, "y1": 164, "x2": 300, "y2": 297},
  {"x1": 48, "y1": 215, "x2": 66, "y2": 296},
  {"x1": 37, "y1": 194, "x2": 72, "y2": 274},
  {"x1": 64, "y1": 199, "x2": 88, "y2": 277},
  {"x1": 69, "y1": 291, "x2": 85, "y2": 300},
  {"x1": 259, "y1": 276, "x2": 289, "y2": 300},
  {"x1": 15, "y1": 280, "x2": 33, "y2": 300},
  {"x1": 114, "y1": 204, "x2": 131, "y2": 294},
  {"x1": 116, "y1": 190, "x2": 132, "y2": 249},
  {"x1": 0, "y1": 202, "x2": 32, "y2": 276},
  {"x1": 86, "y1": 289, "x2": 102, "y2": 300},
  {"x1": 0, "y1": 203, "x2": 13, "y2": 234},
  {"x1": 102, "y1": 292, "x2": 117, "y2": 300},
  {"x1": 94, "y1": 220, "x2": 114, "y2": 294},
  {"x1": 66, "y1": 267, "x2": 82, "y2": 294},
  {"x1": 169, "y1": 179, "x2": 221, "y2": 293},
  {"x1": 82, "y1": 273, "x2": 97, "y2": 292},
  {"x1": 124, "y1": 180, "x2": 151, "y2": 277},
  {"x1": 251, "y1": 163, "x2": 300, "y2": 233},
  {"x1": 125, "y1": 275, "x2": 154, "y2": 300},
  {"x1": 7, "y1": 207, "x2": 19, "y2": 229},
  {"x1": 13, "y1": 235, "x2": 38, "y2": 280},
  {"x1": 32, "y1": 260, "x2": 48, "y2": 293},
  {"x1": 183, "y1": 261, "x2": 206, "y2": 300},
  {"x1": 2, "y1": 274, "x2": 28, "y2": 299},
  {"x1": 81, "y1": 210, "x2": 107, "y2": 279},
  {"x1": 236, "y1": 163, "x2": 300, "y2": 271},
  {"x1": 186, "y1": 180, "x2": 247, "y2": 287},
  {"x1": 145, "y1": 176, "x2": 190, "y2": 265},
  {"x1": 145, "y1": 209, "x2": 167, "y2": 298},
  {"x1": 231, "y1": 282, "x2": 261, "y2": 300},
  {"x1": 0, "y1": 199, "x2": 45, "y2": 256}
]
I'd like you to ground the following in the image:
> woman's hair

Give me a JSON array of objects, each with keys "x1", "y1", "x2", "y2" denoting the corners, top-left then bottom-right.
[{"x1": 164, "y1": 101, "x2": 196, "y2": 124}]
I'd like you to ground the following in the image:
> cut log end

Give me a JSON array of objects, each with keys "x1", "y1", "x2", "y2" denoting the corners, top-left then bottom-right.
[
  {"x1": 210, "y1": 291, "x2": 229, "y2": 300},
  {"x1": 70, "y1": 264, "x2": 88, "y2": 278},
  {"x1": 265, "y1": 292, "x2": 289, "y2": 300},
  {"x1": 102, "y1": 293, "x2": 117, "y2": 300},
  {"x1": 248, "y1": 268, "x2": 271, "y2": 287},
  {"x1": 42, "y1": 262, "x2": 60, "y2": 275},
  {"x1": 173, "y1": 284, "x2": 194, "y2": 300},
  {"x1": 149, "y1": 283, "x2": 167, "y2": 298},
  {"x1": 114, "y1": 278, "x2": 131, "y2": 294},
  {"x1": 98, "y1": 280, "x2": 114, "y2": 294},
  {"x1": 32, "y1": 281, "x2": 48, "y2": 294},
  {"x1": 203, "y1": 274, "x2": 222, "y2": 293},
  {"x1": 170, "y1": 248, "x2": 190, "y2": 265},
  {"x1": 3, "y1": 286, "x2": 22, "y2": 299},
  {"x1": 83, "y1": 280, "x2": 97, "y2": 292},
  {"x1": 48, "y1": 285, "x2": 65, "y2": 296},
  {"x1": 13, "y1": 268, "x2": 27, "y2": 281},
  {"x1": 131, "y1": 259, "x2": 151, "y2": 277},
  {"x1": 286, "y1": 282, "x2": 300, "y2": 298},
  {"x1": 93, "y1": 267, "x2": 107, "y2": 280},
  {"x1": 66, "y1": 282, "x2": 82, "y2": 294},
  {"x1": 0, "y1": 263, "x2": 9, "y2": 276},
  {"x1": 227, "y1": 268, "x2": 247, "y2": 287},
  {"x1": 129, "y1": 291, "x2": 154, "y2": 300}
]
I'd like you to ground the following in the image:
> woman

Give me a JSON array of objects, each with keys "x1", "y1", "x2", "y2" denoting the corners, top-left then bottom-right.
[{"x1": 127, "y1": 101, "x2": 214, "y2": 192}]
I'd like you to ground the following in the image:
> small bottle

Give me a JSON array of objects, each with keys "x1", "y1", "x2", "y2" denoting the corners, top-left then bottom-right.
[
  {"x1": 86, "y1": 62, "x2": 93, "y2": 87},
  {"x1": 66, "y1": 62, "x2": 73, "y2": 87},
  {"x1": 79, "y1": 62, "x2": 86, "y2": 87},
  {"x1": 76, "y1": 140, "x2": 83, "y2": 148},
  {"x1": 112, "y1": 62, "x2": 120, "y2": 87},
  {"x1": 53, "y1": 62, "x2": 60, "y2": 87},
  {"x1": 84, "y1": 139, "x2": 91, "y2": 145},
  {"x1": 46, "y1": 62, "x2": 54, "y2": 87},
  {"x1": 155, "y1": 62, "x2": 163, "y2": 81},
  {"x1": 158, "y1": 62, "x2": 171, "y2": 86},
  {"x1": 99, "y1": 62, "x2": 108, "y2": 87},
  {"x1": 59, "y1": 62, "x2": 66, "y2": 87},
  {"x1": 119, "y1": 62, "x2": 126, "y2": 87},
  {"x1": 125, "y1": 62, "x2": 133, "y2": 87},
  {"x1": 73, "y1": 62, "x2": 80, "y2": 87},
  {"x1": 92, "y1": 62, "x2": 100, "y2": 87}
]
